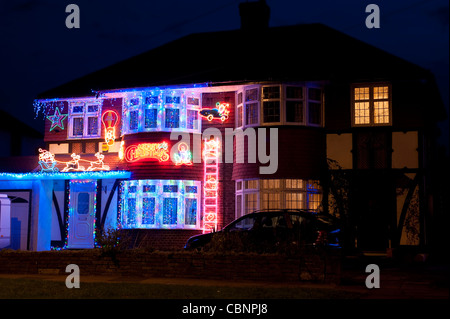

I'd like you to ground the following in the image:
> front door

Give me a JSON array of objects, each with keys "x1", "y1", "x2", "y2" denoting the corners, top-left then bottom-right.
[{"x1": 67, "y1": 180, "x2": 96, "y2": 249}]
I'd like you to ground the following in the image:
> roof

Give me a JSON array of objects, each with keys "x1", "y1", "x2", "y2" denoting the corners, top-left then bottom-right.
[
  {"x1": 0, "y1": 110, "x2": 43, "y2": 138},
  {"x1": 36, "y1": 23, "x2": 433, "y2": 100}
]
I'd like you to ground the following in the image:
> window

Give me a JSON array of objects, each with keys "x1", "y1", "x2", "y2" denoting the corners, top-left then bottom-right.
[
  {"x1": 69, "y1": 101, "x2": 101, "y2": 139},
  {"x1": 235, "y1": 179, "x2": 322, "y2": 218},
  {"x1": 187, "y1": 109, "x2": 199, "y2": 130},
  {"x1": 262, "y1": 86, "x2": 281, "y2": 123},
  {"x1": 244, "y1": 87, "x2": 259, "y2": 126},
  {"x1": 307, "y1": 88, "x2": 322, "y2": 126},
  {"x1": 353, "y1": 84, "x2": 391, "y2": 126},
  {"x1": 286, "y1": 86, "x2": 304, "y2": 123},
  {"x1": 144, "y1": 108, "x2": 158, "y2": 129},
  {"x1": 122, "y1": 89, "x2": 202, "y2": 134},
  {"x1": 237, "y1": 84, "x2": 323, "y2": 128},
  {"x1": 185, "y1": 198, "x2": 197, "y2": 225},
  {"x1": 165, "y1": 108, "x2": 180, "y2": 128},
  {"x1": 236, "y1": 91, "x2": 243, "y2": 128},
  {"x1": 163, "y1": 198, "x2": 178, "y2": 225},
  {"x1": 354, "y1": 131, "x2": 390, "y2": 169},
  {"x1": 120, "y1": 180, "x2": 201, "y2": 229}
]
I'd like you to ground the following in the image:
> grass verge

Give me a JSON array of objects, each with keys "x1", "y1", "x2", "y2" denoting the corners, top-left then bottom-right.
[{"x1": 0, "y1": 278, "x2": 362, "y2": 299}]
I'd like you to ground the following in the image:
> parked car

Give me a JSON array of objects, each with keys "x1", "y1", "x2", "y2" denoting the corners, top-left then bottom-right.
[{"x1": 184, "y1": 209, "x2": 341, "y2": 250}]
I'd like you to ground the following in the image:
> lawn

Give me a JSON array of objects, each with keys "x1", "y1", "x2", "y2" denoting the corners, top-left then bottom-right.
[{"x1": 0, "y1": 278, "x2": 363, "y2": 299}]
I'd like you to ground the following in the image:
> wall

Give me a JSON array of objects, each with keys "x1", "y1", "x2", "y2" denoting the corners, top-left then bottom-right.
[{"x1": 0, "y1": 250, "x2": 341, "y2": 284}]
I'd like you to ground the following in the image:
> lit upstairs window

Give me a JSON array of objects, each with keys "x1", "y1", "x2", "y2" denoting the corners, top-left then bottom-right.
[
  {"x1": 68, "y1": 101, "x2": 101, "y2": 139},
  {"x1": 352, "y1": 84, "x2": 391, "y2": 126}
]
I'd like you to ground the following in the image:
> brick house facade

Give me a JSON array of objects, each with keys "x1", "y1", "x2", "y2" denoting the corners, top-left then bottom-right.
[{"x1": 0, "y1": 3, "x2": 445, "y2": 252}]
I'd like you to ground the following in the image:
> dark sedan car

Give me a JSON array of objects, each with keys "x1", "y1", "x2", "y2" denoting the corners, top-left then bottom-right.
[{"x1": 184, "y1": 209, "x2": 341, "y2": 250}]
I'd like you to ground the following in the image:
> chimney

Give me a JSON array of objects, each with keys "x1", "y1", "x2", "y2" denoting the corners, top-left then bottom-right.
[{"x1": 239, "y1": 0, "x2": 270, "y2": 30}]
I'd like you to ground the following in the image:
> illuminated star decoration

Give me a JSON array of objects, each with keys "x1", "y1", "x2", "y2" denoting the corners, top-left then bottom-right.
[{"x1": 46, "y1": 107, "x2": 68, "y2": 131}]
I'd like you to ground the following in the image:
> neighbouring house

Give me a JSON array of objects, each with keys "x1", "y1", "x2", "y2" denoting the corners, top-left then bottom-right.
[{"x1": 0, "y1": 1, "x2": 445, "y2": 252}]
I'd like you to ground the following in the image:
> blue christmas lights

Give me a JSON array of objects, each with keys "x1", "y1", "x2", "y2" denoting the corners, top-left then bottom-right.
[{"x1": 0, "y1": 171, "x2": 131, "y2": 181}]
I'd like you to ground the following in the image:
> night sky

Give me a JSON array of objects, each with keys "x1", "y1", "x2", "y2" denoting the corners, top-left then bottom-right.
[{"x1": 0, "y1": 0, "x2": 448, "y2": 152}]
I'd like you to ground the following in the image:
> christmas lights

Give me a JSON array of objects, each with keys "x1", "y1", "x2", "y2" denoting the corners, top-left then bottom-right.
[
  {"x1": 173, "y1": 142, "x2": 193, "y2": 166},
  {"x1": 118, "y1": 179, "x2": 201, "y2": 229},
  {"x1": 37, "y1": 149, "x2": 111, "y2": 173},
  {"x1": 199, "y1": 102, "x2": 230, "y2": 122},
  {"x1": 0, "y1": 171, "x2": 131, "y2": 181},
  {"x1": 101, "y1": 110, "x2": 119, "y2": 147},
  {"x1": 124, "y1": 142, "x2": 170, "y2": 163},
  {"x1": 46, "y1": 107, "x2": 68, "y2": 131},
  {"x1": 203, "y1": 138, "x2": 220, "y2": 233}
]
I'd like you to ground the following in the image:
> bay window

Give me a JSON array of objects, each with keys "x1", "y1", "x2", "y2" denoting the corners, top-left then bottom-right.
[
  {"x1": 235, "y1": 179, "x2": 323, "y2": 218},
  {"x1": 236, "y1": 83, "x2": 323, "y2": 128},
  {"x1": 121, "y1": 89, "x2": 201, "y2": 134}
]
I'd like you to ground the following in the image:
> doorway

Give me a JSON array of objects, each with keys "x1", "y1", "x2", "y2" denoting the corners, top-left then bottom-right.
[{"x1": 67, "y1": 180, "x2": 97, "y2": 249}]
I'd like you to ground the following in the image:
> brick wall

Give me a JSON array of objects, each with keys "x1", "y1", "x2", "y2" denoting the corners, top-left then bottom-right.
[{"x1": 0, "y1": 250, "x2": 341, "y2": 283}]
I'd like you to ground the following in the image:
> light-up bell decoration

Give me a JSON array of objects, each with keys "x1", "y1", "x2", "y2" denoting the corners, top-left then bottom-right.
[{"x1": 102, "y1": 110, "x2": 119, "y2": 147}]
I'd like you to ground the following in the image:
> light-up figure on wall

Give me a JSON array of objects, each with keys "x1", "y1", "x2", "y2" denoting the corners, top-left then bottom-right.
[
  {"x1": 173, "y1": 142, "x2": 193, "y2": 166},
  {"x1": 38, "y1": 148, "x2": 59, "y2": 172},
  {"x1": 37, "y1": 151, "x2": 111, "y2": 173},
  {"x1": 62, "y1": 153, "x2": 85, "y2": 172},
  {"x1": 199, "y1": 102, "x2": 230, "y2": 122},
  {"x1": 102, "y1": 110, "x2": 119, "y2": 148},
  {"x1": 87, "y1": 152, "x2": 111, "y2": 171}
]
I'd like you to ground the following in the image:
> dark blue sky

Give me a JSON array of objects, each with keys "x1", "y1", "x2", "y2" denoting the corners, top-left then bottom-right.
[{"x1": 0, "y1": 0, "x2": 448, "y2": 151}]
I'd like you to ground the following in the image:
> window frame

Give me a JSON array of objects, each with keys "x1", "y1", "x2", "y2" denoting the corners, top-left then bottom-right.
[
  {"x1": 235, "y1": 179, "x2": 323, "y2": 219},
  {"x1": 261, "y1": 85, "x2": 282, "y2": 125},
  {"x1": 68, "y1": 101, "x2": 101, "y2": 139},
  {"x1": 351, "y1": 83, "x2": 392, "y2": 127},
  {"x1": 120, "y1": 180, "x2": 201, "y2": 230},
  {"x1": 243, "y1": 85, "x2": 260, "y2": 127},
  {"x1": 306, "y1": 86, "x2": 323, "y2": 127},
  {"x1": 284, "y1": 85, "x2": 305, "y2": 125}
]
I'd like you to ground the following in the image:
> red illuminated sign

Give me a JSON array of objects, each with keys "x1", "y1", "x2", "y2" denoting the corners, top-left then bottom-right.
[{"x1": 124, "y1": 142, "x2": 170, "y2": 163}]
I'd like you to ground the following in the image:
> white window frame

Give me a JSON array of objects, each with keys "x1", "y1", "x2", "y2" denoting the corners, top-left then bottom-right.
[
  {"x1": 121, "y1": 90, "x2": 202, "y2": 135},
  {"x1": 236, "y1": 90, "x2": 244, "y2": 129},
  {"x1": 186, "y1": 92, "x2": 201, "y2": 132},
  {"x1": 235, "y1": 179, "x2": 323, "y2": 219},
  {"x1": 351, "y1": 83, "x2": 392, "y2": 127},
  {"x1": 284, "y1": 85, "x2": 305, "y2": 125},
  {"x1": 244, "y1": 86, "x2": 260, "y2": 127},
  {"x1": 261, "y1": 85, "x2": 282, "y2": 125},
  {"x1": 68, "y1": 101, "x2": 101, "y2": 139},
  {"x1": 120, "y1": 180, "x2": 201, "y2": 230},
  {"x1": 126, "y1": 95, "x2": 142, "y2": 134},
  {"x1": 306, "y1": 86, "x2": 323, "y2": 127}
]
